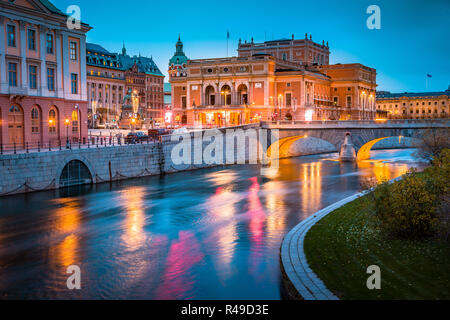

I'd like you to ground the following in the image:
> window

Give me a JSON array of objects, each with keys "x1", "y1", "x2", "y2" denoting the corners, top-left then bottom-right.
[
  {"x1": 333, "y1": 96, "x2": 338, "y2": 106},
  {"x1": 285, "y1": 93, "x2": 292, "y2": 107},
  {"x1": 347, "y1": 96, "x2": 352, "y2": 108},
  {"x1": 282, "y1": 53, "x2": 287, "y2": 61},
  {"x1": 7, "y1": 25, "x2": 16, "y2": 47},
  {"x1": 46, "y1": 34, "x2": 54, "y2": 54},
  {"x1": 28, "y1": 29, "x2": 36, "y2": 50},
  {"x1": 48, "y1": 109, "x2": 57, "y2": 133},
  {"x1": 71, "y1": 73, "x2": 78, "y2": 94},
  {"x1": 70, "y1": 41, "x2": 77, "y2": 60},
  {"x1": 181, "y1": 96, "x2": 187, "y2": 109},
  {"x1": 47, "y1": 68, "x2": 55, "y2": 91},
  {"x1": 31, "y1": 107, "x2": 40, "y2": 133},
  {"x1": 8, "y1": 63, "x2": 17, "y2": 87},
  {"x1": 72, "y1": 110, "x2": 78, "y2": 133},
  {"x1": 29, "y1": 65, "x2": 37, "y2": 89}
]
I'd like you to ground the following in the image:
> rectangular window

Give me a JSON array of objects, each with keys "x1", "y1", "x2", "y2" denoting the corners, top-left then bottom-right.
[
  {"x1": 7, "y1": 25, "x2": 16, "y2": 47},
  {"x1": 28, "y1": 29, "x2": 36, "y2": 50},
  {"x1": 8, "y1": 63, "x2": 17, "y2": 87},
  {"x1": 285, "y1": 93, "x2": 292, "y2": 107},
  {"x1": 181, "y1": 96, "x2": 187, "y2": 109},
  {"x1": 46, "y1": 34, "x2": 54, "y2": 54},
  {"x1": 71, "y1": 73, "x2": 78, "y2": 94},
  {"x1": 47, "y1": 68, "x2": 55, "y2": 91},
  {"x1": 333, "y1": 96, "x2": 338, "y2": 106},
  {"x1": 70, "y1": 41, "x2": 77, "y2": 60},
  {"x1": 29, "y1": 65, "x2": 37, "y2": 89},
  {"x1": 346, "y1": 96, "x2": 352, "y2": 108}
]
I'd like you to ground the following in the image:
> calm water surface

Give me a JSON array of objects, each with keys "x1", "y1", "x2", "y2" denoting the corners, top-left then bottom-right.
[{"x1": 0, "y1": 149, "x2": 425, "y2": 299}]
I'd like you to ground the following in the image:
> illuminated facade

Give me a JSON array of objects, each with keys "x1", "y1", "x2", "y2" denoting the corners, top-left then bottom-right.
[
  {"x1": 0, "y1": 0, "x2": 91, "y2": 147},
  {"x1": 376, "y1": 88, "x2": 450, "y2": 119},
  {"x1": 87, "y1": 43, "x2": 165, "y2": 128},
  {"x1": 86, "y1": 43, "x2": 125, "y2": 128},
  {"x1": 169, "y1": 36, "x2": 377, "y2": 127}
]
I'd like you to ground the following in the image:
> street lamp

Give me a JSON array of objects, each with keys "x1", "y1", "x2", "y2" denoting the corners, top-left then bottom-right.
[
  {"x1": 221, "y1": 90, "x2": 229, "y2": 127},
  {"x1": 64, "y1": 118, "x2": 70, "y2": 149},
  {"x1": 278, "y1": 94, "x2": 283, "y2": 121},
  {"x1": 131, "y1": 117, "x2": 136, "y2": 133}
]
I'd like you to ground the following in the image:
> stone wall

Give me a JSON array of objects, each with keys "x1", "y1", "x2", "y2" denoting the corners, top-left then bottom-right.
[{"x1": 0, "y1": 125, "x2": 262, "y2": 196}]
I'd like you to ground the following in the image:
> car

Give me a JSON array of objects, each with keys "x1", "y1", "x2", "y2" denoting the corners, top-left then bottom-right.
[
  {"x1": 125, "y1": 131, "x2": 148, "y2": 144},
  {"x1": 148, "y1": 128, "x2": 171, "y2": 141}
]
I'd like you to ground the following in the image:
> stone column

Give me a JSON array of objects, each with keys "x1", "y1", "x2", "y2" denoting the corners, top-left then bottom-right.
[
  {"x1": 79, "y1": 35, "x2": 87, "y2": 101},
  {"x1": 0, "y1": 16, "x2": 7, "y2": 94},
  {"x1": 19, "y1": 21, "x2": 28, "y2": 89},
  {"x1": 55, "y1": 30, "x2": 64, "y2": 98},
  {"x1": 61, "y1": 32, "x2": 70, "y2": 100},
  {"x1": 38, "y1": 25, "x2": 47, "y2": 96}
]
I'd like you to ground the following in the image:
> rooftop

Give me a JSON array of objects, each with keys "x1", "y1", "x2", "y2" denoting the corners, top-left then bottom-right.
[{"x1": 377, "y1": 89, "x2": 450, "y2": 99}]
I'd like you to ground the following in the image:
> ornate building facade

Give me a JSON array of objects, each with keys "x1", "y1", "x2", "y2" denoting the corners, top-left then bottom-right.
[
  {"x1": 0, "y1": 0, "x2": 91, "y2": 147},
  {"x1": 169, "y1": 36, "x2": 377, "y2": 127},
  {"x1": 86, "y1": 43, "x2": 125, "y2": 128},
  {"x1": 87, "y1": 43, "x2": 165, "y2": 128},
  {"x1": 376, "y1": 88, "x2": 450, "y2": 119}
]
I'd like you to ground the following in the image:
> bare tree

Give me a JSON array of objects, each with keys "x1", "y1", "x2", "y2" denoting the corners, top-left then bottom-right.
[{"x1": 415, "y1": 127, "x2": 450, "y2": 164}]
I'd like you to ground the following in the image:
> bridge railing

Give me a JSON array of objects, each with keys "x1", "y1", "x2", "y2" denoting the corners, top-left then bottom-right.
[
  {"x1": 0, "y1": 136, "x2": 161, "y2": 155},
  {"x1": 261, "y1": 119, "x2": 450, "y2": 126}
]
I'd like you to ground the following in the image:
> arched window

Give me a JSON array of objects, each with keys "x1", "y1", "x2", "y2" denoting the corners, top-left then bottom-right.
[
  {"x1": 220, "y1": 85, "x2": 231, "y2": 105},
  {"x1": 48, "y1": 107, "x2": 58, "y2": 133},
  {"x1": 31, "y1": 106, "x2": 40, "y2": 133}
]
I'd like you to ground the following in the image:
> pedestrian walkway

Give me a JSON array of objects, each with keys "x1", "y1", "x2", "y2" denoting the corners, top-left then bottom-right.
[{"x1": 280, "y1": 193, "x2": 368, "y2": 300}]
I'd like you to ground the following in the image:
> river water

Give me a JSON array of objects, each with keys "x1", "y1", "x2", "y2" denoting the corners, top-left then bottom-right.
[{"x1": 0, "y1": 149, "x2": 425, "y2": 300}]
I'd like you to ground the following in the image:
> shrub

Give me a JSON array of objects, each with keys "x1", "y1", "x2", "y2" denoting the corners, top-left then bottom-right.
[{"x1": 371, "y1": 170, "x2": 440, "y2": 238}]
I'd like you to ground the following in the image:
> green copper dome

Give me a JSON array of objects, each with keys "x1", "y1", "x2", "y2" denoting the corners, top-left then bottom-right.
[{"x1": 169, "y1": 35, "x2": 189, "y2": 67}]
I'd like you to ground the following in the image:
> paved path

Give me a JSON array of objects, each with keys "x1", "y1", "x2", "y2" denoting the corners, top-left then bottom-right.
[
  {"x1": 281, "y1": 175, "x2": 405, "y2": 300},
  {"x1": 280, "y1": 192, "x2": 368, "y2": 300}
]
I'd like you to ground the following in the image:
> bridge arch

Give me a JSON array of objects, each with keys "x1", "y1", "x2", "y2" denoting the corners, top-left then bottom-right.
[
  {"x1": 56, "y1": 155, "x2": 95, "y2": 188},
  {"x1": 267, "y1": 135, "x2": 337, "y2": 159},
  {"x1": 356, "y1": 136, "x2": 422, "y2": 161}
]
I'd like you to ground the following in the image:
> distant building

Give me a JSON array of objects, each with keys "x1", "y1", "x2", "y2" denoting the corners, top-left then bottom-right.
[
  {"x1": 0, "y1": 0, "x2": 91, "y2": 147},
  {"x1": 376, "y1": 87, "x2": 450, "y2": 119},
  {"x1": 169, "y1": 35, "x2": 377, "y2": 127},
  {"x1": 238, "y1": 33, "x2": 330, "y2": 65},
  {"x1": 86, "y1": 43, "x2": 125, "y2": 128},
  {"x1": 86, "y1": 43, "x2": 165, "y2": 128}
]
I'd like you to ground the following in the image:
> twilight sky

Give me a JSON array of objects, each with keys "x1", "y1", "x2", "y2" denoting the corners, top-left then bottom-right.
[{"x1": 53, "y1": 0, "x2": 450, "y2": 92}]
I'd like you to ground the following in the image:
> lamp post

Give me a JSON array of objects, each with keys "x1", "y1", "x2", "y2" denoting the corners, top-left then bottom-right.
[
  {"x1": 64, "y1": 118, "x2": 70, "y2": 149},
  {"x1": 221, "y1": 90, "x2": 229, "y2": 127},
  {"x1": 131, "y1": 117, "x2": 136, "y2": 133},
  {"x1": 278, "y1": 94, "x2": 283, "y2": 121},
  {"x1": 361, "y1": 91, "x2": 367, "y2": 120}
]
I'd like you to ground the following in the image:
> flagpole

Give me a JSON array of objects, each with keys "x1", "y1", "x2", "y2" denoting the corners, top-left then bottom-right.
[{"x1": 226, "y1": 30, "x2": 229, "y2": 58}]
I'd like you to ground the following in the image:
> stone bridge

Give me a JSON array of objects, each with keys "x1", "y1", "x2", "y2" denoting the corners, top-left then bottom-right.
[
  {"x1": 261, "y1": 119, "x2": 450, "y2": 161},
  {"x1": 1, "y1": 121, "x2": 449, "y2": 196}
]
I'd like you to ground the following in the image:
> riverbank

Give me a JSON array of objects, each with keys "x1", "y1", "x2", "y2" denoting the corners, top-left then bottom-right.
[{"x1": 303, "y1": 186, "x2": 450, "y2": 300}]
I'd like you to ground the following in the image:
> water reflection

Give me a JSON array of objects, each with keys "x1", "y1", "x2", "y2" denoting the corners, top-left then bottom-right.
[
  {"x1": 0, "y1": 149, "x2": 425, "y2": 300},
  {"x1": 48, "y1": 198, "x2": 82, "y2": 268},
  {"x1": 119, "y1": 187, "x2": 147, "y2": 250},
  {"x1": 300, "y1": 162, "x2": 323, "y2": 216},
  {"x1": 358, "y1": 160, "x2": 409, "y2": 183}
]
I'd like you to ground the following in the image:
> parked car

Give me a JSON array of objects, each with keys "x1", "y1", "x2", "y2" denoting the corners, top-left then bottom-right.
[
  {"x1": 148, "y1": 128, "x2": 171, "y2": 141},
  {"x1": 125, "y1": 132, "x2": 148, "y2": 144}
]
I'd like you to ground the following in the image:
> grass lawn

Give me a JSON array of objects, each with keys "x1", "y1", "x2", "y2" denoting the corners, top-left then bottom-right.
[{"x1": 304, "y1": 194, "x2": 450, "y2": 300}]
